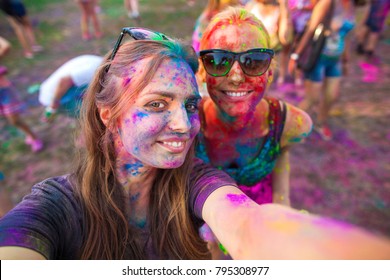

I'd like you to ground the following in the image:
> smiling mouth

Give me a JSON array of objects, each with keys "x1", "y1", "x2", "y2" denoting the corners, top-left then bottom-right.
[
  {"x1": 223, "y1": 91, "x2": 251, "y2": 97},
  {"x1": 162, "y1": 141, "x2": 184, "y2": 148},
  {"x1": 157, "y1": 141, "x2": 187, "y2": 153}
]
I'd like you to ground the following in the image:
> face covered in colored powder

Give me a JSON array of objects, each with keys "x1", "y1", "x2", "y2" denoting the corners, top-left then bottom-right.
[
  {"x1": 204, "y1": 23, "x2": 271, "y2": 117},
  {"x1": 116, "y1": 58, "x2": 201, "y2": 170}
]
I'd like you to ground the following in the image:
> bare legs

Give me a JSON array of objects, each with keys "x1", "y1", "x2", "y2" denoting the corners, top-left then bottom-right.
[
  {"x1": 299, "y1": 77, "x2": 340, "y2": 140},
  {"x1": 6, "y1": 16, "x2": 42, "y2": 58},
  {"x1": 77, "y1": 1, "x2": 102, "y2": 40},
  {"x1": 317, "y1": 77, "x2": 340, "y2": 126},
  {"x1": 124, "y1": 0, "x2": 140, "y2": 19},
  {"x1": 5, "y1": 113, "x2": 43, "y2": 152}
]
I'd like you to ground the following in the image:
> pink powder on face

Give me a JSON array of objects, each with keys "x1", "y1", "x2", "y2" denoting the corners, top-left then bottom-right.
[{"x1": 226, "y1": 193, "x2": 250, "y2": 206}]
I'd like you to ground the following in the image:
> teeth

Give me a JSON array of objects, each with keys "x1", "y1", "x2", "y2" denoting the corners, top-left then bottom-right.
[
  {"x1": 163, "y1": 141, "x2": 184, "y2": 147},
  {"x1": 225, "y1": 91, "x2": 249, "y2": 97}
]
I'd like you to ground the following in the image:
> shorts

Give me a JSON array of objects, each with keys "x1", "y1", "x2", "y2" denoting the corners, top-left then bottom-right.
[
  {"x1": 304, "y1": 54, "x2": 341, "y2": 82},
  {"x1": 1, "y1": 1, "x2": 26, "y2": 18},
  {"x1": 58, "y1": 85, "x2": 87, "y2": 118},
  {"x1": 0, "y1": 86, "x2": 25, "y2": 116},
  {"x1": 365, "y1": 0, "x2": 390, "y2": 32}
]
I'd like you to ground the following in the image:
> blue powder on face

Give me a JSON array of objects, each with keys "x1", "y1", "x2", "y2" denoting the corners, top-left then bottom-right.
[{"x1": 132, "y1": 111, "x2": 149, "y2": 123}]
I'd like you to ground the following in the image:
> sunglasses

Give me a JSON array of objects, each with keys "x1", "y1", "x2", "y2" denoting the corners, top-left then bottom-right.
[
  {"x1": 105, "y1": 27, "x2": 172, "y2": 72},
  {"x1": 199, "y1": 48, "x2": 274, "y2": 77}
]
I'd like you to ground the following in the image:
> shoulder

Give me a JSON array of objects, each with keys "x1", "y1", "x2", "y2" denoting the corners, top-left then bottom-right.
[
  {"x1": 0, "y1": 175, "x2": 83, "y2": 259},
  {"x1": 281, "y1": 103, "x2": 313, "y2": 146},
  {"x1": 32, "y1": 175, "x2": 76, "y2": 198}
]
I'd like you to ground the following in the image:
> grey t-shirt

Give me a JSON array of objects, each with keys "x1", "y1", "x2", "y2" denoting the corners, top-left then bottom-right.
[{"x1": 0, "y1": 160, "x2": 236, "y2": 259}]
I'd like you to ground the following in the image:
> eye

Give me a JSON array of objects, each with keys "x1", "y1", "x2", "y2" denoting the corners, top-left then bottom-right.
[
  {"x1": 145, "y1": 100, "x2": 167, "y2": 112},
  {"x1": 185, "y1": 100, "x2": 199, "y2": 113}
]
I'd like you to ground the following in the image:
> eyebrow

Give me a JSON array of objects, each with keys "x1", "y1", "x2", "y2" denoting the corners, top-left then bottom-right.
[{"x1": 142, "y1": 91, "x2": 200, "y2": 100}]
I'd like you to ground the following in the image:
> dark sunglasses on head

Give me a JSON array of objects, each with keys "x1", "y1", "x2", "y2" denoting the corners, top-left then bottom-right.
[
  {"x1": 105, "y1": 27, "x2": 172, "y2": 72},
  {"x1": 199, "y1": 48, "x2": 274, "y2": 77}
]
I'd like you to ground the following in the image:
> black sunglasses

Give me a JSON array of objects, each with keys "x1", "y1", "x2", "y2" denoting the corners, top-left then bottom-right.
[
  {"x1": 105, "y1": 27, "x2": 172, "y2": 72},
  {"x1": 199, "y1": 48, "x2": 274, "y2": 77}
]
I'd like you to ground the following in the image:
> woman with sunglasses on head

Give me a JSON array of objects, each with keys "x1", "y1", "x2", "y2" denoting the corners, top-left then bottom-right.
[
  {"x1": 0, "y1": 28, "x2": 389, "y2": 260},
  {"x1": 196, "y1": 6, "x2": 313, "y2": 258}
]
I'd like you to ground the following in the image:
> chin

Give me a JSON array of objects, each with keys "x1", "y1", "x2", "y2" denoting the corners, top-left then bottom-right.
[
  {"x1": 222, "y1": 104, "x2": 250, "y2": 118},
  {"x1": 160, "y1": 159, "x2": 185, "y2": 169}
]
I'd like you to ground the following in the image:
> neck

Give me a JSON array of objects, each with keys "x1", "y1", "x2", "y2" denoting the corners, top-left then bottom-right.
[{"x1": 114, "y1": 134, "x2": 157, "y2": 228}]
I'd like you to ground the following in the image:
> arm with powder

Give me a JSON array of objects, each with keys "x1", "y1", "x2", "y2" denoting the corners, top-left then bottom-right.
[{"x1": 203, "y1": 185, "x2": 390, "y2": 259}]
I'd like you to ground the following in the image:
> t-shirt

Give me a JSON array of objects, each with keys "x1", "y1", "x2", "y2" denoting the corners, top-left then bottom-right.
[
  {"x1": 39, "y1": 55, "x2": 103, "y2": 106},
  {"x1": 0, "y1": 160, "x2": 237, "y2": 259}
]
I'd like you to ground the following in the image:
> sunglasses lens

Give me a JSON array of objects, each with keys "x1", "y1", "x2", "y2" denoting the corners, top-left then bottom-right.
[
  {"x1": 202, "y1": 53, "x2": 233, "y2": 76},
  {"x1": 129, "y1": 28, "x2": 158, "y2": 40},
  {"x1": 240, "y1": 52, "x2": 271, "y2": 76},
  {"x1": 129, "y1": 28, "x2": 172, "y2": 41}
]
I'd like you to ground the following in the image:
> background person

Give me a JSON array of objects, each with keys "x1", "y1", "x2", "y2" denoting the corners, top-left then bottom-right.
[
  {"x1": 38, "y1": 54, "x2": 103, "y2": 121},
  {"x1": 0, "y1": 0, "x2": 43, "y2": 58}
]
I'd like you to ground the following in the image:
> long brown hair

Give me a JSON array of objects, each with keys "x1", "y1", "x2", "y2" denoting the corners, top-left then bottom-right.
[{"x1": 74, "y1": 39, "x2": 209, "y2": 259}]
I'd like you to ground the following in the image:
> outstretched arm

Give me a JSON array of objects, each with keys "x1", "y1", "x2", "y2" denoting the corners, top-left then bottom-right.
[
  {"x1": 50, "y1": 75, "x2": 74, "y2": 109},
  {"x1": 203, "y1": 186, "x2": 390, "y2": 259}
]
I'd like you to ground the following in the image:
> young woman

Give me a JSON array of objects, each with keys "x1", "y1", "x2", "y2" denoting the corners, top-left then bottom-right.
[
  {"x1": 0, "y1": 28, "x2": 389, "y2": 260},
  {"x1": 0, "y1": 36, "x2": 43, "y2": 152},
  {"x1": 198, "y1": 7, "x2": 311, "y2": 208},
  {"x1": 288, "y1": 0, "x2": 355, "y2": 140},
  {"x1": 38, "y1": 54, "x2": 103, "y2": 121},
  {"x1": 196, "y1": 6, "x2": 311, "y2": 258}
]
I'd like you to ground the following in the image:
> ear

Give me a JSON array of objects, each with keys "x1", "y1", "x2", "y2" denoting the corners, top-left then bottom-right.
[
  {"x1": 196, "y1": 58, "x2": 206, "y2": 83},
  {"x1": 99, "y1": 106, "x2": 112, "y2": 127},
  {"x1": 267, "y1": 68, "x2": 273, "y2": 86}
]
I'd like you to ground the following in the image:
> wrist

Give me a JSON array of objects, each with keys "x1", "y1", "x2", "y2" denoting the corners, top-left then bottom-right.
[
  {"x1": 45, "y1": 106, "x2": 58, "y2": 113},
  {"x1": 290, "y1": 53, "x2": 299, "y2": 61}
]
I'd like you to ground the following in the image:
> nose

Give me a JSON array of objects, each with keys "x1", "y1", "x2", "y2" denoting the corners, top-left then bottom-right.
[
  {"x1": 168, "y1": 105, "x2": 191, "y2": 133},
  {"x1": 227, "y1": 61, "x2": 245, "y2": 84}
]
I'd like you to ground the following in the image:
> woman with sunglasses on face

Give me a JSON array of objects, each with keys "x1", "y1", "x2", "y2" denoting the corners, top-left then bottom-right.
[
  {"x1": 0, "y1": 28, "x2": 389, "y2": 260},
  {"x1": 196, "y1": 7, "x2": 312, "y2": 258},
  {"x1": 198, "y1": 8, "x2": 312, "y2": 213}
]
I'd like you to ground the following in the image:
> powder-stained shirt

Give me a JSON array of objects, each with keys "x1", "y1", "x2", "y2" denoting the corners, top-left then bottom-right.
[{"x1": 0, "y1": 160, "x2": 237, "y2": 259}]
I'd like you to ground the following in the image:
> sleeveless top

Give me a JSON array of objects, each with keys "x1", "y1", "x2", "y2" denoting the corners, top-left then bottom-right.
[{"x1": 196, "y1": 97, "x2": 287, "y2": 204}]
